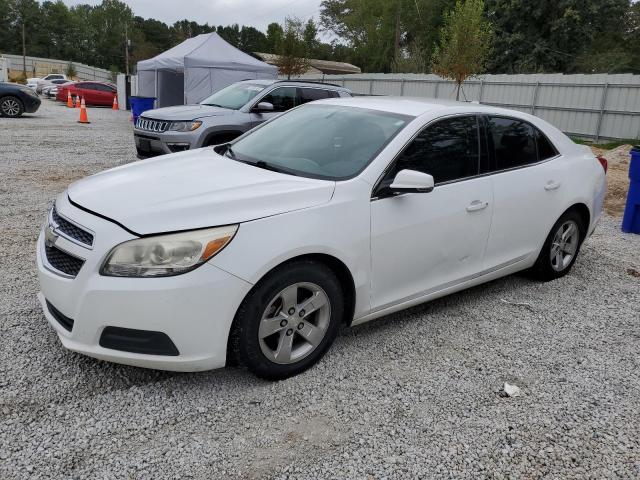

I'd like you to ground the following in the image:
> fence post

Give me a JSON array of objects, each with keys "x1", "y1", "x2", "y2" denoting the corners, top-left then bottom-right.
[
  {"x1": 531, "y1": 81, "x2": 540, "y2": 115},
  {"x1": 341, "y1": 78, "x2": 346, "y2": 87},
  {"x1": 478, "y1": 80, "x2": 484, "y2": 103},
  {"x1": 595, "y1": 82, "x2": 609, "y2": 143},
  {"x1": 434, "y1": 81, "x2": 440, "y2": 99},
  {"x1": 400, "y1": 78, "x2": 405, "y2": 96},
  {"x1": 369, "y1": 79, "x2": 374, "y2": 95}
]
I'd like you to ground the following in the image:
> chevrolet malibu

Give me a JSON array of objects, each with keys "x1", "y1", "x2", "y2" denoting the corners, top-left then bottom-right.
[{"x1": 37, "y1": 97, "x2": 607, "y2": 380}]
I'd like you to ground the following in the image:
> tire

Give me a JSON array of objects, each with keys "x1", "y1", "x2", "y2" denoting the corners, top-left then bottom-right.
[
  {"x1": 530, "y1": 210, "x2": 585, "y2": 282},
  {"x1": 229, "y1": 260, "x2": 344, "y2": 380},
  {"x1": 0, "y1": 96, "x2": 24, "y2": 118}
]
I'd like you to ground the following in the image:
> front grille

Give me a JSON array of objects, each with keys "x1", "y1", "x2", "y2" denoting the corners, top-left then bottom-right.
[
  {"x1": 45, "y1": 244, "x2": 84, "y2": 277},
  {"x1": 52, "y1": 206, "x2": 93, "y2": 246},
  {"x1": 136, "y1": 117, "x2": 169, "y2": 133},
  {"x1": 46, "y1": 300, "x2": 74, "y2": 332}
]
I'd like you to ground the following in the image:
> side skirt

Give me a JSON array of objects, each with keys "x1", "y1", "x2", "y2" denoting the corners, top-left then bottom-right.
[{"x1": 352, "y1": 254, "x2": 533, "y2": 327}]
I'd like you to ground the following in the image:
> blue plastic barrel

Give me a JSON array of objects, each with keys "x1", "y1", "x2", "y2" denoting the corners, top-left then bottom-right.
[
  {"x1": 621, "y1": 146, "x2": 640, "y2": 234},
  {"x1": 129, "y1": 96, "x2": 156, "y2": 123}
]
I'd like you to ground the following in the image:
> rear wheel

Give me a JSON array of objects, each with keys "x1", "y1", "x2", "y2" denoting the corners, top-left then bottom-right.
[
  {"x1": 230, "y1": 260, "x2": 343, "y2": 380},
  {"x1": 0, "y1": 96, "x2": 24, "y2": 118},
  {"x1": 531, "y1": 210, "x2": 585, "y2": 281}
]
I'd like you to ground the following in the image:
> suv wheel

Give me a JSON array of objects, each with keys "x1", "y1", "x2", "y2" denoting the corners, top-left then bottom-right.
[
  {"x1": 230, "y1": 260, "x2": 343, "y2": 380},
  {"x1": 0, "y1": 96, "x2": 24, "y2": 118}
]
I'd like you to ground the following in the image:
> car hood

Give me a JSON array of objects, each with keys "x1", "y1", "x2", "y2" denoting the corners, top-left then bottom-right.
[
  {"x1": 141, "y1": 104, "x2": 233, "y2": 121},
  {"x1": 67, "y1": 149, "x2": 336, "y2": 235}
]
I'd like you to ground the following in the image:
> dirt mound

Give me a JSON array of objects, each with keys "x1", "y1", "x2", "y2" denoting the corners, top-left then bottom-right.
[{"x1": 591, "y1": 145, "x2": 633, "y2": 217}]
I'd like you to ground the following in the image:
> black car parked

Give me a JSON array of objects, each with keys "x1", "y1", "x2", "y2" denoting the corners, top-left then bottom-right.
[{"x1": 0, "y1": 82, "x2": 41, "y2": 118}]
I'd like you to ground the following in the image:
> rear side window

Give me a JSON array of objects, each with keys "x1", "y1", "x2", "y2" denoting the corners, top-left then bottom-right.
[
  {"x1": 536, "y1": 129, "x2": 558, "y2": 160},
  {"x1": 486, "y1": 117, "x2": 537, "y2": 170},
  {"x1": 486, "y1": 116, "x2": 558, "y2": 170},
  {"x1": 298, "y1": 88, "x2": 338, "y2": 104},
  {"x1": 386, "y1": 115, "x2": 480, "y2": 185}
]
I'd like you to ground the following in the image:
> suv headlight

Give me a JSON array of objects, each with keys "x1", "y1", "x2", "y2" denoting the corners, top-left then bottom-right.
[
  {"x1": 168, "y1": 121, "x2": 202, "y2": 132},
  {"x1": 101, "y1": 225, "x2": 237, "y2": 277}
]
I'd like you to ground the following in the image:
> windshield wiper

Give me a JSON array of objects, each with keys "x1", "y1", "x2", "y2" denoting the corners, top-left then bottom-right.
[
  {"x1": 202, "y1": 103, "x2": 227, "y2": 108},
  {"x1": 253, "y1": 161, "x2": 294, "y2": 175},
  {"x1": 224, "y1": 144, "x2": 236, "y2": 159}
]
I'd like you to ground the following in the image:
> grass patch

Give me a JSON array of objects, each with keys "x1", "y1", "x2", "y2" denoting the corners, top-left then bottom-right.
[{"x1": 570, "y1": 137, "x2": 638, "y2": 150}]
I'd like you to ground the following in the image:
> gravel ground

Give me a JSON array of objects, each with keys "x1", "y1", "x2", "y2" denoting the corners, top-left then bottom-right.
[{"x1": 1, "y1": 100, "x2": 640, "y2": 479}]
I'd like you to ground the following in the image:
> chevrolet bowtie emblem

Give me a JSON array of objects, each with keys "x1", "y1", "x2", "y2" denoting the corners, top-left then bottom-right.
[{"x1": 45, "y1": 222, "x2": 59, "y2": 247}]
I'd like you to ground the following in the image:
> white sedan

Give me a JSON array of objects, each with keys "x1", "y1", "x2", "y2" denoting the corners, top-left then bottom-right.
[{"x1": 36, "y1": 97, "x2": 607, "y2": 379}]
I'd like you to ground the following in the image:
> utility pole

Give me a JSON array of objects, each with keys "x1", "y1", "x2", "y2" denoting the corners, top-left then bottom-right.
[
  {"x1": 125, "y1": 23, "x2": 130, "y2": 75},
  {"x1": 22, "y1": 21, "x2": 26, "y2": 78}
]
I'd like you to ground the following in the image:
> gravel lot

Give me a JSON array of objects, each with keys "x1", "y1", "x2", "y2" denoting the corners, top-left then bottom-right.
[{"x1": 1, "y1": 100, "x2": 639, "y2": 479}]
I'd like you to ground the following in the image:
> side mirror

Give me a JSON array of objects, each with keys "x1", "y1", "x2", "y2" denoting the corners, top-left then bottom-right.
[
  {"x1": 253, "y1": 101, "x2": 274, "y2": 112},
  {"x1": 390, "y1": 169, "x2": 434, "y2": 194}
]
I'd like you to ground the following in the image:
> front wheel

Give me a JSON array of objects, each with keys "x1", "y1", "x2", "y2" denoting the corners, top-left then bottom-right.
[
  {"x1": 0, "y1": 96, "x2": 24, "y2": 118},
  {"x1": 531, "y1": 211, "x2": 585, "y2": 281},
  {"x1": 229, "y1": 260, "x2": 343, "y2": 380}
]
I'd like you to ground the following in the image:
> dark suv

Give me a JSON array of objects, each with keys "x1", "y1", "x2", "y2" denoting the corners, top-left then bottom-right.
[{"x1": 133, "y1": 79, "x2": 351, "y2": 157}]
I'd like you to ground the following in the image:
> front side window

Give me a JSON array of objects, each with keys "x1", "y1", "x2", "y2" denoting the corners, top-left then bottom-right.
[
  {"x1": 486, "y1": 117, "x2": 537, "y2": 170},
  {"x1": 260, "y1": 87, "x2": 299, "y2": 112},
  {"x1": 228, "y1": 104, "x2": 411, "y2": 180},
  {"x1": 383, "y1": 115, "x2": 480, "y2": 186},
  {"x1": 199, "y1": 82, "x2": 266, "y2": 110}
]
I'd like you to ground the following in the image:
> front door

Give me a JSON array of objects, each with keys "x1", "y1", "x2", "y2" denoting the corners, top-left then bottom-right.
[{"x1": 370, "y1": 115, "x2": 493, "y2": 310}]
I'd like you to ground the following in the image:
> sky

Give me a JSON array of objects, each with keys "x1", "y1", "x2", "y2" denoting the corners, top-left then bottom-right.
[{"x1": 60, "y1": 0, "x2": 327, "y2": 35}]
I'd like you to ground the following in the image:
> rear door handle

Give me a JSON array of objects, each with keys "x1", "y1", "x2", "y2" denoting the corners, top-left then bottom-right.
[
  {"x1": 466, "y1": 200, "x2": 489, "y2": 212},
  {"x1": 544, "y1": 181, "x2": 561, "y2": 191}
]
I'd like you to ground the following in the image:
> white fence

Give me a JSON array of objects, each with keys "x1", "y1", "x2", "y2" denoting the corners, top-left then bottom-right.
[
  {"x1": 0, "y1": 53, "x2": 113, "y2": 83},
  {"x1": 299, "y1": 73, "x2": 640, "y2": 142}
]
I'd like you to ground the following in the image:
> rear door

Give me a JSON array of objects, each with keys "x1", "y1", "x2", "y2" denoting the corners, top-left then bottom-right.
[
  {"x1": 481, "y1": 116, "x2": 565, "y2": 270},
  {"x1": 370, "y1": 115, "x2": 494, "y2": 310}
]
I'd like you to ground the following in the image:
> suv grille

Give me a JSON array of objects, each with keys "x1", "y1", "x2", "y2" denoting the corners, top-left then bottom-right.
[
  {"x1": 45, "y1": 244, "x2": 84, "y2": 277},
  {"x1": 52, "y1": 206, "x2": 93, "y2": 247},
  {"x1": 136, "y1": 117, "x2": 169, "y2": 133}
]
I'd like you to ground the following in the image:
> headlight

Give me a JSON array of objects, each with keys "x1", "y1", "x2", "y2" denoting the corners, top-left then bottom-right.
[
  {"x1": 168, "y1": 121, "x2": 202, "y2": 132},
  {"x1": 101, "y1": 225, "x2": 237, "y2": 277}
]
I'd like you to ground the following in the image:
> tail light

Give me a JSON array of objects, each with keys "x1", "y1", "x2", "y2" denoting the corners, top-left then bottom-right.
[{"x1": 597, "y1": 155, "x2": 608, "y2": 174}]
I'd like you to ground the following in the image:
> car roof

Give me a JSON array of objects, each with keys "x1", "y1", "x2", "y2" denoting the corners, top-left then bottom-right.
[{"x1": 315, "y1": 96, "x2": 531, "y2": 118}]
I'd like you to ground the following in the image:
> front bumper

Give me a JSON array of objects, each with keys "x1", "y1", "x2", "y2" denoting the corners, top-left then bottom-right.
[
  {"x1": 133, "y1": 129, "x2": 198, "y2": 158},
  {"x1": 36, "y1": 195, "x2": 252, "y2": 372},
  {"x1": 23, "y1": 94, "x2": 41, "y2": 113}
]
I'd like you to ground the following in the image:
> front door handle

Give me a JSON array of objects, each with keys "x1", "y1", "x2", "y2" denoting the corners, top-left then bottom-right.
[
  {"x1": 544, "y1": 181, "x2": 561, "y2": 191},
  {"x1": 466, "y1": 200, "x2": 489, "y2": 212}
]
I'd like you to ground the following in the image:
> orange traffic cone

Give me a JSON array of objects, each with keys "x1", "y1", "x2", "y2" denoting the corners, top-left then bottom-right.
[
  {"x1": 112, "y1": 95, "x2": 119, "y2": 110},
  {"x1": 66, "y1": 91, "x2": 73, "y2": 108},
  {"x1": 75, "y1": 95, "x2": 81, "y2": 109},
  {"x1": 78, "y1": 97, "x2": 90, "y2": 124}
]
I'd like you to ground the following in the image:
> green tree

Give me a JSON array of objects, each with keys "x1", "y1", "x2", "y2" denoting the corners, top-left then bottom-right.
[
  {"x1": 432, "y1": 0, "x2": 493, "y2": 100},
  {"x1": 276, "y1": 17, "x2": 309, "y2": 79},
  {"x1": 265, "y1": 22, "x2": 284, "y2": 53},
  {"x1": 303, "y1": 18, "x2": 319, "y2": 57},
  {"x1": 485, "y1": 0, "x2": 629, "y2": 73},
  {"x1": 9, "y1": 0, "x2": 42, "y2": 76}
]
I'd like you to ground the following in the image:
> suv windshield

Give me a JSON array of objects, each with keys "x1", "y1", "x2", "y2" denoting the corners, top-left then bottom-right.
[
  {"x1": 200, "y1": 83, "x2": 267, "y2": 110},
  {"x1": 228, "y1": 104, "x2": 412, "y2": 180}
]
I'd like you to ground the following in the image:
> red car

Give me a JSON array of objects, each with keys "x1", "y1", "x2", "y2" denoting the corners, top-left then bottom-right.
[{"x1": 56, "y1": 81, "x2": 116, "y2": 106}]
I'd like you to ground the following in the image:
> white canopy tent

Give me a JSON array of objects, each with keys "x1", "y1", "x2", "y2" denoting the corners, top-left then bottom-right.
[{"x1": 136, "y1": 33, "x2": 278, "y2": 107}]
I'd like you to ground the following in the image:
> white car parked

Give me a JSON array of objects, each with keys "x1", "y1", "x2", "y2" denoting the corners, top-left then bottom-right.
[{"x1": 37, "y1": 97, "x2": 607, "y2": 379}]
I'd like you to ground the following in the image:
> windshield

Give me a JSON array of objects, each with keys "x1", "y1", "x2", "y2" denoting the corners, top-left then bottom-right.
[
  {"x1": 200, "y1": 83, "x2": 267, "y2": 110},
  {"x1": 228, "y1": 104, "x2": 411, "y2": 180}
]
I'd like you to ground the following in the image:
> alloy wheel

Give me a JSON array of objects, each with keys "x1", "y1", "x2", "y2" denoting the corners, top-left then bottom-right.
[
  {"x1": 550, "y1": 220, "x2": 579, "y2": 272},
  {"x1": 258, "y1": 282, "x2": 331, "y2": 365},
  {"x1": 1, "y1": 98, "x2": 21, "y2": 117}
]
